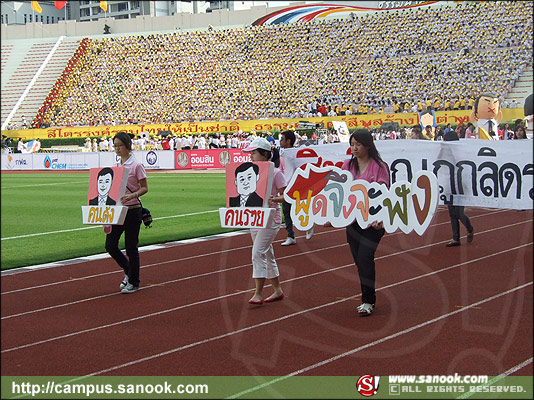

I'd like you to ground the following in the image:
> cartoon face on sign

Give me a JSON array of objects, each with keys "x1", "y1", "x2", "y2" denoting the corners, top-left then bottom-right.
[
  {"x1": 469, "y1": 93, "x2": 503, "y2": 139},
  {"x1": 229, "y1": 162, "x2": 263, "y2": 207},
  {"x1": 471, "y1": 94, "x2": 502, "y2": 121},
  {"x1": 88, "y1": 167, "x2": 127, "y2": 206},
  {"x1": 225, "y1": 161, "x2": 274, "y2": 208},
  {"x1": 419, "y1": 110, "x2": 437, "y2": 138},
  {"x1": 98, "y1": 169, "x2": 113, "y2": 197}
]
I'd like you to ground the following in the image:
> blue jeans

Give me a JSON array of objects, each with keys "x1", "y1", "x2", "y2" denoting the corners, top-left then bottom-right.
[
  {"x1": 447, "y1": 205, "x2": 473, "y2": 242},
  {"x1": 105, "y1": 207, "x2": 142, "y2": 287}
]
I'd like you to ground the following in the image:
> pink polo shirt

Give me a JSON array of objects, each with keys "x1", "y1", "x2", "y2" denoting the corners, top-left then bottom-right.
[
  {"x1": 342, "y1": 158, "x2": 390, "y2": 187},
  {"x1": 117, "y1": 154, "x2": 146, "y2": 206}
]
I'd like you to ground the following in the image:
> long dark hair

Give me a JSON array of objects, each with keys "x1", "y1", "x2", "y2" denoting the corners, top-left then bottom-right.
[
  {"x1": 348, "y1": 129, "x2": 387, "y2": 175},
  {"x1": 257, "y1": 147, "x2": 280, "y2": 168}
]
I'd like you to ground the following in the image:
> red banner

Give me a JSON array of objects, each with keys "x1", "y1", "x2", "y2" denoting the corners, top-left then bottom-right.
[{"x1": 174, "y1": 149, "x2": 251, "y2": 169}]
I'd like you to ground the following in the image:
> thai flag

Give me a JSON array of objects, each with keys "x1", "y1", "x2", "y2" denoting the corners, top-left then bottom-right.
[{"x1": 21, "y1": 140, "x2": 40, "y2": 153}]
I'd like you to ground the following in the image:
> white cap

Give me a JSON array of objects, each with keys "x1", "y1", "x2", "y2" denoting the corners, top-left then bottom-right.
[{"x1": 242, "y1": 137, "x2": 271, "y2": 152}]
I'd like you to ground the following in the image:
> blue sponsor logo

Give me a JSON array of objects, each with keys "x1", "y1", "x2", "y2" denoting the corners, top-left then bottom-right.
[
  {"x1": 44, "y1": 155, "x2": 66, "y2": 169},
  {"x1": 146, "y1": 151, "x2": 157, "y2": 166}
]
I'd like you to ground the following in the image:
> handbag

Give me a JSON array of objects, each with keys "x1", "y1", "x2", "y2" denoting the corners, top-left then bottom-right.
[
  {"x1": 140, "y1": 203, "x2": 153, "y2": 228},
  {"x1": 127, "y1": 185, "x2": 152, "y2": 228}
]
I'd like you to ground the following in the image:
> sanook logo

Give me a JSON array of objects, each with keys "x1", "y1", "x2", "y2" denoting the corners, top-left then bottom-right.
[
  {"x1": 43, "y1": 156, "x2": 66, "y2": 170},
  {"x1": 356, "y1": 375, "x2": 380, "y2": 397}
]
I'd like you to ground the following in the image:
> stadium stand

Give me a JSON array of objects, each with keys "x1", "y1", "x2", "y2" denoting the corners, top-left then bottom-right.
[{"x1": 2, "y1": 1, "x2": 533, "y2": 130}]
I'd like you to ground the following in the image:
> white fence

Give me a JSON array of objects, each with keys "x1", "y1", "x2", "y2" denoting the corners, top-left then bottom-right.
[{"x1": 1, "y1": 150, "x2": 175, "y2": 171}]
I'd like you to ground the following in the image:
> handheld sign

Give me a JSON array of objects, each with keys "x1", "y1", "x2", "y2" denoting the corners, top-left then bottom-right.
[
  {"x1": 284, "y1": 163, "x2": 439, "y2": 235},
  {"x1": 219, "y1": 161, "x2": 275, "y2": 229},
  {"x1": 81, "y1": 166, "x2": 129, "y2": 226}
]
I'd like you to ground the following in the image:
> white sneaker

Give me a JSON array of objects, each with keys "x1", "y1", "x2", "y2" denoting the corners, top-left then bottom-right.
[
  {"x1": 306, "y1": 227, "x2": 314, "y2": 240},
  {"x1": 119, "y1": 275, "x2": 128, "y2": 290},
  {"x1": 121, "y1": 283, "x2": 139, "y2": 294},
  {"x1": 281, "y1": 237, "x2": 296, "y2": 246},
  {"x1": 357, "y1": 303, "x2": 375, "y2": 316}
]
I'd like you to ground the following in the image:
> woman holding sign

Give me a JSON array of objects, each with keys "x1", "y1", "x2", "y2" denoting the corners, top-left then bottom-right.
[
  {"x1": 342, "y1": 130, "x2": 390, "y2": 316},
  {"x1": 242, "y1": 137, "x2": 287, "y2": 305},
  {"x1": 105, "y1": 131, "x2": 148, "y2": 294}
]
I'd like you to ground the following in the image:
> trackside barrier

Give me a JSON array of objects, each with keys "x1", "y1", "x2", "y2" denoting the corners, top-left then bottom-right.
[{"x1": 1, "y1": 149, "x2": 247, "y2": 171}]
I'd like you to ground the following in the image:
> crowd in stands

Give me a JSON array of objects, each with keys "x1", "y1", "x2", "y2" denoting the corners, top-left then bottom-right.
[
  {"x1": 34, "y1": 38, "x2": 91, "y2": 129},
  {"x1": 30, "y1": 1, "x2": 532, "y2": 129}
]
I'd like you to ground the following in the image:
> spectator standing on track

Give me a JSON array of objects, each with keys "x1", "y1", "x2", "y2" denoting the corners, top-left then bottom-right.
[
  {"x1": 443, "y1": 128, "x2": 474, "y2": 247},
  {"x1": 242, "y1": 137, "x2": 286, "y2": 305},
  {"x1": 105, "y1": 131, "x2": 148, "y2": 294},
  {"x1": 340, "y1": 129, "x2": 390, "y2": 316},
  {"x1": 279, "y1": 130, "x2": 314, "y2": 246}
]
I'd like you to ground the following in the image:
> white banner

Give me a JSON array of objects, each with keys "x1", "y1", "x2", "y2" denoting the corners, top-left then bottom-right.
[
  {"x1": 281, "y1": 140, "x2": 534, "y2": 210},
  {"x1": 98, "y1": 151, "x2": 175, "y2": 169}
]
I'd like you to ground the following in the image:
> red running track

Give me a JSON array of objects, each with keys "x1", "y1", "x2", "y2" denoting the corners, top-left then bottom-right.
[{"x1": 1, "y1": 207, "x2": 532, "y2": 379}]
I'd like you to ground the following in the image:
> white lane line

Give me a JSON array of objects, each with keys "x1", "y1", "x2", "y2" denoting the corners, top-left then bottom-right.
[
  {"x1": 1, "y1": 242, "x2": 345, "y2": 319},
  {"x1": 1, "y1": 213, "x2": 525, "y2": 298},
  {"x1": 1, "y1": 180, "x2": 87, "y2": 189},
  {"x1": 0, "y1": 208, "x2": 511, "y2": 288},
  {"x1": 457, "y1": 357, "x2": 534, "y2": 399},
  {"x1": 1, "y1": 208, "x2": 508, "y2": 273},
  {"x1": 2, "y1": 243, "x2": 530, "y2": 355},
  {"x1": 1, "y1": 210, "x2": 220, "y2": 240},
  {"x1": 226, "y1": 282, "x2": 532, "y2": 399}
]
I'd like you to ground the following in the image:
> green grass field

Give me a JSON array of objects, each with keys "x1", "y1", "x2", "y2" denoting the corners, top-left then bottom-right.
[{"x1": 1, "y1": 172, "x2": 235, "y2": 270}]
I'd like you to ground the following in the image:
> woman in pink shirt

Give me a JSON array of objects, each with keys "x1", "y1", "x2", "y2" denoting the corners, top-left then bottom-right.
[
  {"x1": 341, "y1": 130, "x2": 390, "y2": 316},
  {"x1": 106, "y1": 131, "x2": 148, "y2": 294}
]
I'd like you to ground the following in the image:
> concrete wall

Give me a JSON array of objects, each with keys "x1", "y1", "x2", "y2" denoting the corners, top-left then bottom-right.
[{"x1": 0, "y1": 3, "x2": 302, "y2": 40}]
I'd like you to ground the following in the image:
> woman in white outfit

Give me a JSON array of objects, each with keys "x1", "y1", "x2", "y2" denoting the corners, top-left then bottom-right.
[{"x1": 242, "y1": 137, "x2": 286, "y2": 305}]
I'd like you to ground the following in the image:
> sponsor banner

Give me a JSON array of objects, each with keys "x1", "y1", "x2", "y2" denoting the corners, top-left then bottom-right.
[
  {"x1": 175, "y1": 149, "x2": 250, "y2": 169},
  {"x1": 101, "y1": 151, "x2": 175, "y2": 170},
  {"x1": 32, "y1": 153, "x2": 99, "y2": 170},
  {"x1": 4, "y1": 109, "x2": 525, "y2": 141},
  {"x1": 1, "y1": 151, "x2": 175, "y2": 171},
  {"x1": 1, "y1": 153, "x2": 33, "y2": 170},
  {"x1": 281, "y1": 140, "x2": 533, "y2": 210}
]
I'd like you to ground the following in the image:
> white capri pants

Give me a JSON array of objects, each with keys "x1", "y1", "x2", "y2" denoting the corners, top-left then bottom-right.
[{"x1": 250, "y1": 225, "x2": 280, "y2": 279}]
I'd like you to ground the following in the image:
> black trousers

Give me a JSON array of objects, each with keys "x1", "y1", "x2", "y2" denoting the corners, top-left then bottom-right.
[
  {"x1": 282, "y1": 201, "x2": 294, "y2": 239},
  {"x1": 346, "y1": 221, "x2": 385, "y2": 305},
  {"x1": 105, "y1": 207, "x2": 142, "y2": 287},
  {"x1": 447, "y1": 205, "x2": 473, "y2": 241}
]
